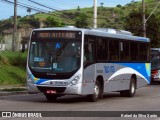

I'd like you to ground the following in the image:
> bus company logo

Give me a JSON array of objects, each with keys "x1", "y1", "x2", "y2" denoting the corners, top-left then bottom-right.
[{"x1": 2, "y1": 112, "x2": 11, "y2": 117}]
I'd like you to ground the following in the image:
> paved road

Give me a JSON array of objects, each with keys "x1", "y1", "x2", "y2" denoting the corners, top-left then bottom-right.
[{"x1": 0, "y1": 84, "x2": 160, "y2": 120}]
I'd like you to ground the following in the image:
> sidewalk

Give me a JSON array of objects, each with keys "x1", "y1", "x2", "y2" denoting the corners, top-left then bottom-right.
[{"x1": 0, "y1": 85, "x2": 28, "y2": 96}]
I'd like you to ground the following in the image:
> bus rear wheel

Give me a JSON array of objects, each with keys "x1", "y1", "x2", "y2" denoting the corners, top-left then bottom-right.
[
  {"x1": 88, "y1": 81, "x2": 102, "y2": 102},
  {"x1": 120, "y1": 78, "x2": 136, "y2": 97},
  {"x1": 45, "y1": 94, "x2": 58, "y2": 102}
]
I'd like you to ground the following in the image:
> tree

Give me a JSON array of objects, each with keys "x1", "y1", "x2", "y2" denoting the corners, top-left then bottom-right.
[
  {"x1": 0, "y1": 18, "x2": 13, "y2": 33},
  {"x1": 116, "y1": 4, "x2": 122, "y2": 8},
  {"x1": 75, "y1": 13, "x2": 89, "y2": 28},
  {"x1": 44, "y1": 16, "x2": 64, "y2": 27},
  {"x1": 19, "y1": 16, "x2": 40, "y2": 28},
  {"x1": 100, "y1": 3, "x2": 104, "y2": 7},
  {"x1": 146, "y1": 15, "x2": 160, "y2": 47},
  {"x1": 28, "y1": 16, "x2": 40, "y2": 28},
  {"x1": 124, "y1": 10, "x2": 142, "y2": 36},
  {"x1": 27, "y1": 8, "x2": 32, "y2": 15},
  {"x1": 124, "y1": 9, "x2": 160, "y2": 47}
]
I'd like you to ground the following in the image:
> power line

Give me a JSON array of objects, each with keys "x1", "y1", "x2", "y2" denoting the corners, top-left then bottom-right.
[
  {"x1": 18, "y1": 2, "x2": 48, "y2": 13},
  {"x1": 1, "y1": 0, "x2": 74, "y2": 24},
  {"x1": 145, "y1": 1, "x2": 160, "y2": 23},
  {"x1": 22, "y1": 0, "x2": 62, "y2": 11},
  {"x1": 26, "y1": 0, "x2": 80, "y2": 22},
  {"x1": 1, "y1": 0, "x2": 48, "y2": 13},
  {"x1": 28, "y1": 0, "x2": 58, "y2": 11}
]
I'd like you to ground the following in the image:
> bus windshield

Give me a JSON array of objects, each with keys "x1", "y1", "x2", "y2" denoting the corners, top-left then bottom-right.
[
  {"x1": 151, "y1": 56, "x2": 160, "y2": 70},
  {"x1": 151, "y1": 49, "x2": 160, "y2": 70},
  {"x1": 29, "y1": 31, "x2": 81, "y2": 73}
]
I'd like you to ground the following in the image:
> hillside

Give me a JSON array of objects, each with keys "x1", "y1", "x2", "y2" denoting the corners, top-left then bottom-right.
[
  {"x1": 31, "y1": 0, "x2": 160, "y2": 29},
  {"x1": 0, "y1": 0, "x2": 160, "y2": 30}
]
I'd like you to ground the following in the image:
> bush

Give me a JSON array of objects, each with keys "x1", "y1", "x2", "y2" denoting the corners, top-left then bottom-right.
[
  {"x1": 0, "y1": 54, "x2": 10, "y2": 65},
  {"x1": 0, "y1": 51, "x2": 27, "y2": 67},
  {"x1": 0, "y1": 51, "x2": 27, "y2": 85}
]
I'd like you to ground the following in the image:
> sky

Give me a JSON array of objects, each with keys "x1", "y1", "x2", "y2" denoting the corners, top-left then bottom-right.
[{"x1": 0, "y1": 0, "x2": 141, "y2": 20}]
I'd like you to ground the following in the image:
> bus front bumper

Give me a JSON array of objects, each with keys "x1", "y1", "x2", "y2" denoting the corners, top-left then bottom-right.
[{"x1": 27, "y1": 83, "x2": 82, "y2": 95}]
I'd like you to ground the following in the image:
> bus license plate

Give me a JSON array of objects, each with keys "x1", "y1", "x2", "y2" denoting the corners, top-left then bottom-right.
[{"x1": 46, "y1": 90, "x2": 56, "y2": 94}]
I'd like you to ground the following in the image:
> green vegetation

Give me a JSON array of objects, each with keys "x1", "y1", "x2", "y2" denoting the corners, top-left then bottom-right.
[
  {"x1": 124, "y1": 9, "x2": 160, "y2": 47},
  {"x1": 0, "y1": 51, "x2": 27, "y2": 85}
]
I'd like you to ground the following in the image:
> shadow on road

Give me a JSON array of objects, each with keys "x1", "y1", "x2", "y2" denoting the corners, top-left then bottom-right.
[
  {"x1": 52, "y1": 93, "x2": 120, "y2": 103},
  {"x1": 150, "y1": 81, "x2": 160, "y2": 85},
  {"x1": 0, "y1": 92, "x2": 122, "y2": 104}
]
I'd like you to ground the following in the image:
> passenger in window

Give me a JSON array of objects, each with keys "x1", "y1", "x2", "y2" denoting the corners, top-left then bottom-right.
[{"x1": 97, "y1": 39, "x2": 103, "y2": 60}]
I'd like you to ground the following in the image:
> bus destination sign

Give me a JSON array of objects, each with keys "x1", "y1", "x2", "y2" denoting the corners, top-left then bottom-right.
[{"x1": 37, "y1": 32, "x2": 76, "y2": 39}]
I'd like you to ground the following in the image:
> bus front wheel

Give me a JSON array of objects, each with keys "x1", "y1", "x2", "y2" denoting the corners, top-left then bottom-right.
[
  {"x1": 120, "y1": 78, "x2": 136, "y2": 97},
  {"x1": 87, "y1": 80, "x2": 102, "y2": 102}
]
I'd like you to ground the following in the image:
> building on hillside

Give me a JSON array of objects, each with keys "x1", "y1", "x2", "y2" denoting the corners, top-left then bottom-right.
[{"x1": 2, "y1": 28, "x2": 32, "y2": 51}]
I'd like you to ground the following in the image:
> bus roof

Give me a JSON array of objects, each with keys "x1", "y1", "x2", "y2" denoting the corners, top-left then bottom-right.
[{"x1": 33, "y1": 27, "x2": 150, "y2": 42}]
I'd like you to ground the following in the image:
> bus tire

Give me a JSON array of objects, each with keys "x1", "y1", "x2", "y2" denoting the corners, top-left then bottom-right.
[
  {"x1": 87, "y1": 80, "x2": 102, "y2": 102},
  {"x1": 120, "y1": 78, "x2": 136, "y2": 97},
  {"x1": 45, "y1": 94, "x2": 57, "y2": 102}
]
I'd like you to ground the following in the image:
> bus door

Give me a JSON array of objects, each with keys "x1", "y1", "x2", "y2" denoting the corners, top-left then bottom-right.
[{"x1": 83, "y1": 36, "x2": 96, "y2": 94}]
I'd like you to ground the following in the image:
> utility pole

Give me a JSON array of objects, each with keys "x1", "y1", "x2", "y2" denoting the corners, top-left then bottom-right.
[
  {"x1": 93, "y1": 0, "x2": 97, "y2": 28},
  {"x1": 0, "y1": 33, "x2": 2, "y2": 52},
  {"x1": 142, "y1": 0, "x2": 146, "y2": 37},
  {"x1": 132, "y1": 0, "x2": 135, "y2": 10},
  {"x1": 12, "y1": 0, "x2": 17, "y2": 51}
]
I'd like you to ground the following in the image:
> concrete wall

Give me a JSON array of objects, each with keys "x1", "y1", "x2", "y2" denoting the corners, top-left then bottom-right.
[
  {"x1": 3, "y1": 28, "x2": 32, "y2": 51},
  {"x1": 4, "y1": 34, "x2": 12, "y2": 51},
  {"x1": 0, "y1": 44, "x2": 5, "y2": 51}
]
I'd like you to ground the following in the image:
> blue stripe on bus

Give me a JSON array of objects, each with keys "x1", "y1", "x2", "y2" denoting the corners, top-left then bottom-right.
[{"x1": 117, "y1": 63, "x2": 150, "y2": 83}]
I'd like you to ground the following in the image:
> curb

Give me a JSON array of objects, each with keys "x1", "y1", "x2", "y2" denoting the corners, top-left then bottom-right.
[
  {"x1": 0, "y1": 91, "x2": 28, "y2": 96},
  {"x1": 0, "y1": 86, "x2": 28, "y2": 96}
]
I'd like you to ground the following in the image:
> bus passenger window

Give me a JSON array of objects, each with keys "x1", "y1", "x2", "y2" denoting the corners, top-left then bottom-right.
[
  {"x1": 109, "y1": 40, "x2": 119, "y2": 61},
  {"x1": 84, "y1": 44, "x2": 91, "y2": 62},
  {"x1": 120, "y1": 42, "x2": 130, "y2": 61},
  {"x1": 97, "y1": 38, "x2": 108, "y2": 61},
  {"x1": 84, "y1": 38, "x2": 95, "y2": 64},
  {"x1": 130, "y1": 42, "x2": 138, "y2": 61},
  {"x1": 139, "y1": 43, "x2": 148, "y2": 61}
]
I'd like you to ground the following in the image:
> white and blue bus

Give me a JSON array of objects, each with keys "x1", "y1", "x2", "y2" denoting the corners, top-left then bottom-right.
[{"x1": 27, "y1": 27, "x2": 150, "y2": 102}]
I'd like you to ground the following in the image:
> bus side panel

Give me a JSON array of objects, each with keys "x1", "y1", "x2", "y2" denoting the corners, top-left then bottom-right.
[
  {"x1": 136, "y1": 77, "x2": 149, "y2": 88},
  {"x1": 82, "y1": 64, "x2": 96, "y2": 95},
  {"x1": 97, "y1": 63, "x2": 130, "y2": 92},
  {"x1": 102, "y1": 63, "x2": 150, "y2": 92},
  {"x1": 105, "y1": 75, "x2": 130, "y2": 92}
]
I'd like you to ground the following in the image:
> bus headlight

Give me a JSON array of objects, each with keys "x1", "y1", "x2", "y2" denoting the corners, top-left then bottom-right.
[
  {"x1": 70, "y1": 74, "x2": 81, "y2": 85},
  {"x1": 27, "y1": 74, "x2": 34, "y2": 84}
]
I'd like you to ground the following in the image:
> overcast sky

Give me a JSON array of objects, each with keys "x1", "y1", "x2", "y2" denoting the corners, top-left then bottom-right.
[{"x1": 0, "y1": 0, "x2": 141, "y2": 20}]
